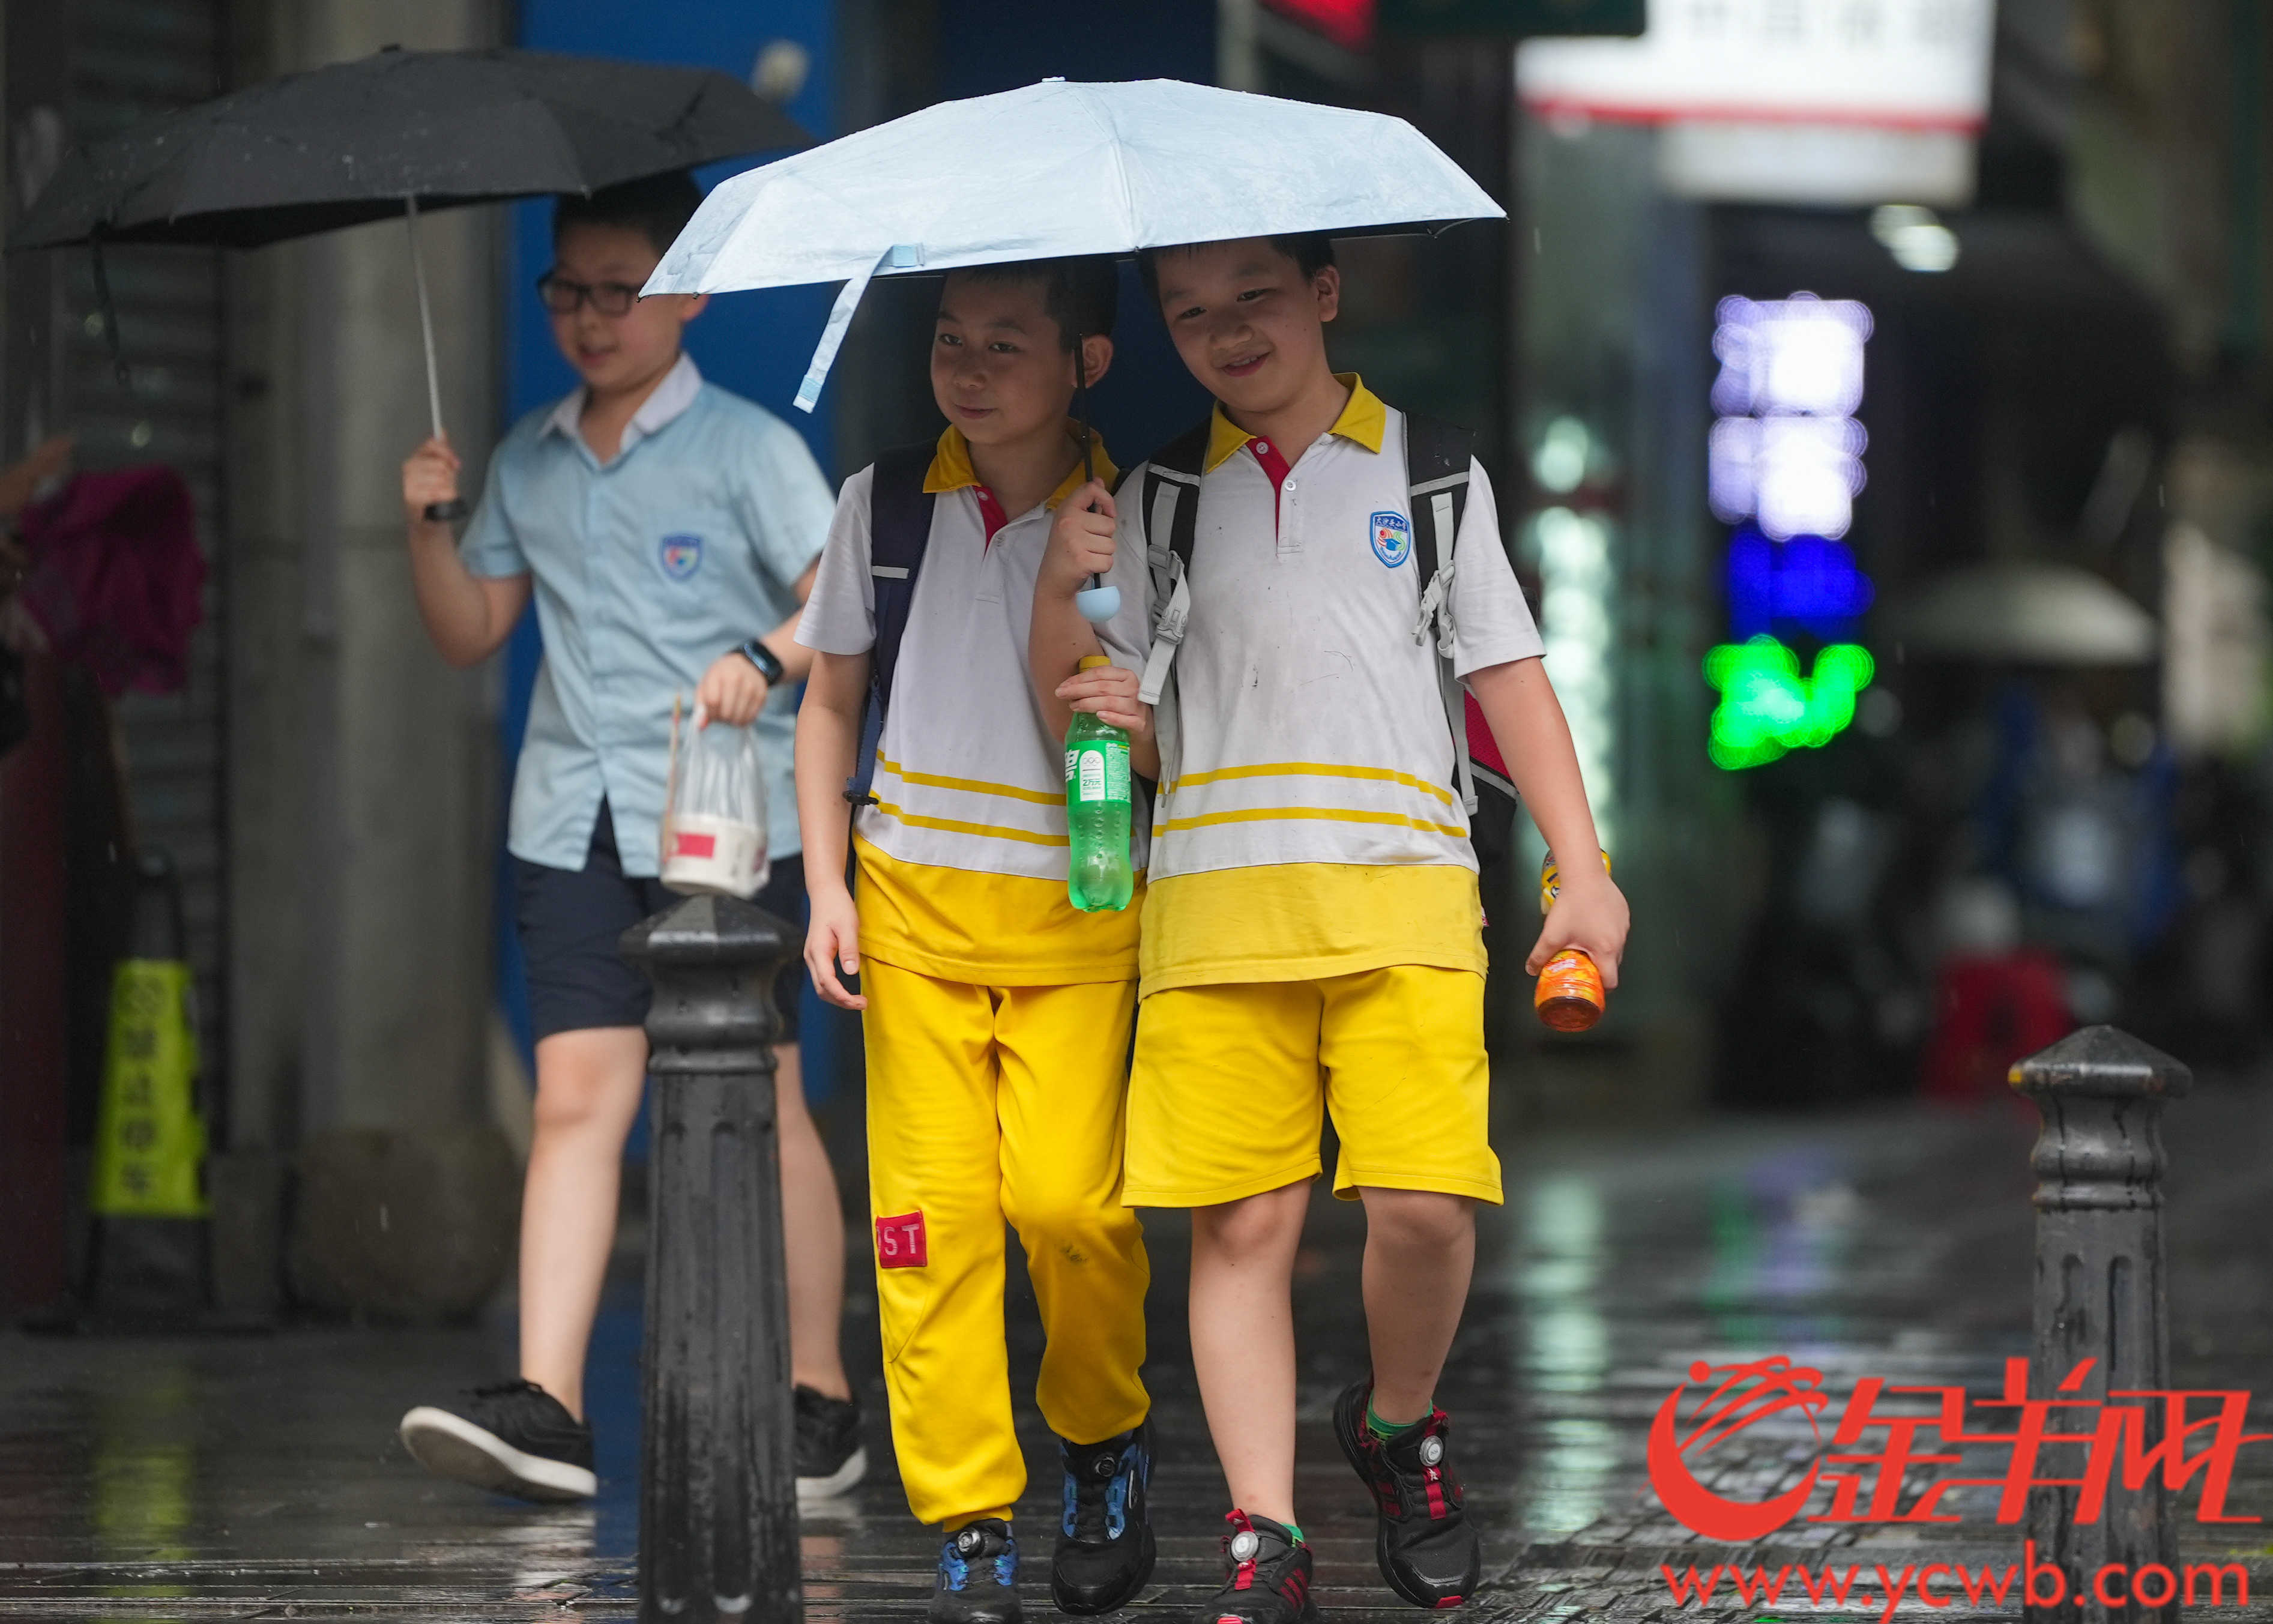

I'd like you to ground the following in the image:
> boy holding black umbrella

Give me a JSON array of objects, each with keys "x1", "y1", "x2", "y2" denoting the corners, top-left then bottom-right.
[{"x1": 392, "y1": 173, "x2": 862, "y2": 1506}]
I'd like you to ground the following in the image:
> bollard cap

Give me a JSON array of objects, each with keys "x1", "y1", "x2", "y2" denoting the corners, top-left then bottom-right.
[
  {"x1": 619, "y1": 892, "x2": 795, "y2": 973},
  {"x1": 2008, "y1": 1024, "x2": 2192, "y2": 1100}
]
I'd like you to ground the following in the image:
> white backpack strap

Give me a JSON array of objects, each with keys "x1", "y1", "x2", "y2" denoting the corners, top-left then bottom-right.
[
  {"x1": 1138, "y1": 453, "x2": 1203, "y2": 707},
  {"x1": 1403, "y1": 420, "x2": 1476, "y2": 818},
  {"x1": 1138, "y1": 555, "x2": 1189, "y2": 707}
]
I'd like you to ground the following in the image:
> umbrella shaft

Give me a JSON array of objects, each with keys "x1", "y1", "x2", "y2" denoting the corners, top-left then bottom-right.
[{"x1": 405, "y1": 196, "x2": 445, "y2": 440}]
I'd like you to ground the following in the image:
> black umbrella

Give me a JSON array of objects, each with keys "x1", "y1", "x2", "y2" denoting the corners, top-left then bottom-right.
[{"x1": 15, "y1": 45, "x2": 810, "y2": 517}]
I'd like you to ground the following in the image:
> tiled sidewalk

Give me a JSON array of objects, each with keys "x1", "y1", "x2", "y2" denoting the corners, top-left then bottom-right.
[{"x1": 2, "y1": 1084, "x2": 2268, "y2": 1620}]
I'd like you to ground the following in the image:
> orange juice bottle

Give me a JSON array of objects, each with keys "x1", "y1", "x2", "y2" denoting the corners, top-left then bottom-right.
[{"x1": 1535, "y1": 851, "x2": 1612, "y2": 1032}]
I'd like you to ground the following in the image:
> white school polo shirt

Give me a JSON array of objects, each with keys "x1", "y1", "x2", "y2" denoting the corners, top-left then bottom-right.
[
  {"x1": 797, "y1": 426, "x2": 1155, "y2": 985},
  {"x1": 1126, "y1": 376, "x2": 1546, "y2": 994}
]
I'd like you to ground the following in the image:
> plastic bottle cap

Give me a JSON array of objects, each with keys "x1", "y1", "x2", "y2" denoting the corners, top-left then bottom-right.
[{"x1": 1079, "y1": 654, "x2": 1111, "y2": 671}]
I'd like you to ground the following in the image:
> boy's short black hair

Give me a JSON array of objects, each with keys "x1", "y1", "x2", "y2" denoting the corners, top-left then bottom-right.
[
  {"x1": 1136, "y1": 233, "x2": 1337, "y2": 303},
  {"x1": 946, "y1": 256, "x2": 1118, "y2": 349},
  {"x1": 553, "y1": 171, "x2": 703, "y2": 258}
]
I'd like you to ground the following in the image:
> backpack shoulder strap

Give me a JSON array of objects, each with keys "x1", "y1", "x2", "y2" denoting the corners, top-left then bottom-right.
[
  {"x1": 1136, "y1": 420, "x2": 1212, "y2": 706},
  {"x1": 845, "y1": 441, "x2": 939, "y2": 806},
  {"x1": 1402, "y1": 412, "x2": 1474, "y2": 611},
  {"x1": 1398, "y1": 412, "x2": 1482, "y2": 815}
]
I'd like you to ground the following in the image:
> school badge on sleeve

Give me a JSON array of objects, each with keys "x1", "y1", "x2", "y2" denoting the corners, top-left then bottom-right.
[
  {"x1": 1369, "y1": 510, "x2": 1412, "y2": 568},
  {"x1": 659, "y1": 533, "x2": 705, "y2": 580}
]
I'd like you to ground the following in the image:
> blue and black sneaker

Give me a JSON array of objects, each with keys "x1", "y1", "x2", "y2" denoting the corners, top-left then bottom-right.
[
  {"x1": 1051, "y1": 1422, "x2": 1156, "y2": 1614},
  {"x1": 932, "y1": 1517, "x2": 1021, "y2": 1624}
]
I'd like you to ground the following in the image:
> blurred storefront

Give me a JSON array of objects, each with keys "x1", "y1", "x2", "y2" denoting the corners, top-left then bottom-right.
[{"x1": 1515, "y1": 0, "x2": 2273, "y2": 1107}]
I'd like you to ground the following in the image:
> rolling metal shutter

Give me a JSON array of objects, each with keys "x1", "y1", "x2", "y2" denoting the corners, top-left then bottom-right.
[{"x1": 62, "y1": 0, "x2": 229, "y2": 1091}]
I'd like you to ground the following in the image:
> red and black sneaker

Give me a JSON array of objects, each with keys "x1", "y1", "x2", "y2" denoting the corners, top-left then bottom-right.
[
  {"x1": 1332, "y1": 1380, "x2": 1479, "y2": 1609},
  {"x1": 1196, "y1": 1510, "x2": 1317, "y2": 1624}
]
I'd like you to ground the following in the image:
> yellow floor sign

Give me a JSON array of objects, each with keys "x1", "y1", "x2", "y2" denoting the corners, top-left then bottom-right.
[{"x1": 89, "y1": 958, "x2": 207, "y2": 1218}]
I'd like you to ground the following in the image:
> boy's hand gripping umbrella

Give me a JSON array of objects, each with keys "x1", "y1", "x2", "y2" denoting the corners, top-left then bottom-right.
[
  {"x1": 1070, "y1": 339, "x2": 1118, "y2": 624},
  {"x1": 11, "y1": 46, "x2": 810, "y2": 521},
  {"x1": 640, "y1": 77, "x2": 1506, "y2": 621}
]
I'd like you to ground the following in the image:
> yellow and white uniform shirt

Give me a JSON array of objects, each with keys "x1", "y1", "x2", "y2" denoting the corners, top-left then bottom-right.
[
  {"x1": 797, "y1": 426, "x2": 1155, "y2": 985},
  {"x1": 1127, "y1": 377, "x2": 1544, "y2": 996}
]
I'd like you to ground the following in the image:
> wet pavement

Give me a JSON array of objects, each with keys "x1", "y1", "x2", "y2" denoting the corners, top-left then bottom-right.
[{"x1": 4, "y1": 1081, "x2": 2271, "y2": 1620}]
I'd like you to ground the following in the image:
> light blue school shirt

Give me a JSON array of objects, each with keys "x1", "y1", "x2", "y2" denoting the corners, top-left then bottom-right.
[{"x1": 459, "y1": 354, "x2": 833, "y2": 874}]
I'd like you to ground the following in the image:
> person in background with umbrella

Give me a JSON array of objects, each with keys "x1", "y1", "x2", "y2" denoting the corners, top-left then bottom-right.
[
  {"x1": 392, "y1": 172, "x2": 862, "y2": 1507},
  {"x1": 1034, "y1": 234, "x2": 1630, "y2": 1623}
]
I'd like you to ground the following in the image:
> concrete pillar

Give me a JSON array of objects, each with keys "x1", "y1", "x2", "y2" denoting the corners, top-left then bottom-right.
[{"x1": 225, "y1": 0, "x2": 504, "y2": 1147}]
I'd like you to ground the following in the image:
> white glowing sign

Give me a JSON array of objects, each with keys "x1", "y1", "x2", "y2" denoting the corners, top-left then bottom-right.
[
  {"x1": 1517, "y1": 0, "x2": 1994, "y2": 133},
  {"x1": 1709, "y1": 295, "x2": 1871, "y2": 541}
]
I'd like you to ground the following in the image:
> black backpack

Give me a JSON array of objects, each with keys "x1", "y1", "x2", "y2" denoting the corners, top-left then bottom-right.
[
  {"x1": 842, "y1": 442, "x2": 940, "y2": 807},
  {"x1": 1130, "y1": 411, "x2": 1517, "y2": 877}
]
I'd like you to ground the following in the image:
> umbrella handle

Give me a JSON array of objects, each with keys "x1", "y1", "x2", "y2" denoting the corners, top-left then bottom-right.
[{"x1": 1070, "y1": 334, "x2": 1117, "y2": 624}]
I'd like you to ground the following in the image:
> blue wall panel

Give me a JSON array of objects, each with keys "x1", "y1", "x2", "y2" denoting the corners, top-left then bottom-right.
[{"x1": 498, "y1": 1, "x2": 844, "y2": 1107}]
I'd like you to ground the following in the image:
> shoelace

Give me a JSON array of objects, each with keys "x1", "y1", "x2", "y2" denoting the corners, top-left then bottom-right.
[
  {"x1": 1224, "y1": 1509, "x2": 1259, "y2": 1594},
  {"x1": 1392, "y1": 1413, "x2": 1455, "y2": 1520},
  {"x1": 1066, "y1": 1442, "x2": 1123, "y2": 1544}
]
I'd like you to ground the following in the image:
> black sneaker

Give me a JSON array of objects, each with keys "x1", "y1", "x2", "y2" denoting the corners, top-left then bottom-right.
[
  {"x1": 1051, "y1": 1422, "x2": 1156, "y2": 1613},
  {"x1": 932, "y1": 1517, "x2": 1021, "y2": 1624},
  {"x1": 398, "y1": 1380, "x2": 596, "y2": 1502},
  {"x1": 794, "y1": 1385, "x2": 868, "y2": 1500},
  {"x1": 1196, "y1": 1511, "x2": 1316, "y2": 1624},
  {"x1": 1332, "y1": 1380, "x2": 1479, "y2": 1608}
]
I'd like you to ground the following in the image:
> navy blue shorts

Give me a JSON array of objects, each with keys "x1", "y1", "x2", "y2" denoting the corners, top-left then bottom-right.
[{"x1": 516, "y1": 801, "x2": 809, "y2": 1045}]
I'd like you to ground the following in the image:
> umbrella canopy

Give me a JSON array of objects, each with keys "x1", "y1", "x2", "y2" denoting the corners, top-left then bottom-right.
[
  {"x1": 644, "y1": 77, "x2": 1505, "y2": 411},
  {"x1": 15, "y1": 46, "x2": 808, "y2": 521},
  {"x1": 13, "y1": 46, "x2": 809, "y2": 250},
  {"x1": 1883, "y1": 560, "x2": 2160, "y2": 666}
]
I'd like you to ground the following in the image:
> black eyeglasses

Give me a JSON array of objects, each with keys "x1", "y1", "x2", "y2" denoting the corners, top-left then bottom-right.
[{"x1": 536, "y1": 271, "x2": 642, "y2": 316}]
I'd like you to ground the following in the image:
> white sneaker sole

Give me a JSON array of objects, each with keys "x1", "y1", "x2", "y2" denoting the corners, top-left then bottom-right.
[
  {"x1": 399, "y1": 1405, "x2": 596, "y2": 1503},
  {"x1": 797, "y1": 1444, "x2": 868, "y2": 1502}
]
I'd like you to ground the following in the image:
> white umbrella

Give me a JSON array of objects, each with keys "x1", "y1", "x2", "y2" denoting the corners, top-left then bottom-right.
[
  {"x1": 644, "y1": 77, "x2": 1505, "y2": 414},
  {"x1": 1884, "y1": 560, "x2": 2160, "y2": 666}
]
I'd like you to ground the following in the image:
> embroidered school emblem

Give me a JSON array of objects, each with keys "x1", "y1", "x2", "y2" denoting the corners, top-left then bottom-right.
[
  {"x1": 1369, "y1": 510, "x2": 1412, "y2": 568},
  {"x1": 659, "y1": 533, "x2": 704, "y2": 580}
]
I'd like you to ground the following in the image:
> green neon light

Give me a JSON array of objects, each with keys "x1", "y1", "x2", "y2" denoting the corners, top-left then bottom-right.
[{"x1": 1703, "y1": 636, "x2": 1874, "y2": 770}]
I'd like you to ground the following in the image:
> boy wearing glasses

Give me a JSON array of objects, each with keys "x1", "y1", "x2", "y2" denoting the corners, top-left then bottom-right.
[{"x1": 393, "y1": 172, "x2": 863, "y2": 1505}]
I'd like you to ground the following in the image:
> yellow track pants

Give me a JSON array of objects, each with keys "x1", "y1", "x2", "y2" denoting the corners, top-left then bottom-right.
[{"x1": 861, "y1": 959, "x2": 1150, "y2": 1528}]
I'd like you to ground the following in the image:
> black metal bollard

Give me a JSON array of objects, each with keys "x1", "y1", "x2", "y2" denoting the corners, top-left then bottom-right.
[
  {"x1": 2009, "y1": 1025, "x2": 2191, "y2": 1624},
  {"x1": 621, "y1": 895, "x2": 802, "y2": 1624}
]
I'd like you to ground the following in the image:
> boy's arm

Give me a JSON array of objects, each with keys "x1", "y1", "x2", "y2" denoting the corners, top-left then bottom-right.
[
  {"x1": 796, "y1": 647, "x2": 870, "y2": 1010},
  {"x1": 402, "y1": 435, "x2": 530, "y2": 667},
  {"x1": 1031, "y1": 481, "x2": 1160, "y2": 778},
  {"x1": 1466, "y1": 656, "x2": 1631, "y2": 985},
  {"x1": 696, "y1": 558, "x2": 822, "y2": 725}
]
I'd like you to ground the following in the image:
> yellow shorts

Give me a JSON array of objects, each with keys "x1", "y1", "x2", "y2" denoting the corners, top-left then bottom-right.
[{"x1": 1124, "y1": 964, "x2": 1502, "y2": 1207}]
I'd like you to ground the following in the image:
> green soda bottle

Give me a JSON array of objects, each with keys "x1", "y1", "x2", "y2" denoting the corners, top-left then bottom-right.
[{"x1": 1066, "y1": 654, "x2": 1135, "y2": 912}]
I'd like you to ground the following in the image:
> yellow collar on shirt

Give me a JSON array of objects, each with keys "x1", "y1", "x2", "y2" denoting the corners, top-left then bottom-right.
[
  {"x1": 923, "y1": 423, "x2": 1118, "y2": 510},
  {"x1": 1203, "y1": 372, "x2": 1387, "y2": 473}
]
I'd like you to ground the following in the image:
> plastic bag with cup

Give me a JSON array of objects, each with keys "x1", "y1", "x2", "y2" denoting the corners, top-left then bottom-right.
[{"x1": 660, "y1": 694, "x2": 768, "y2": 898}]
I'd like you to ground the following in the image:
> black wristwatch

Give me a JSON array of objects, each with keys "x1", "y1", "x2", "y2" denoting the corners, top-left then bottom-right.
[{"x1": 738, "y1": 638, "x2": 785, "y2": 686}]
